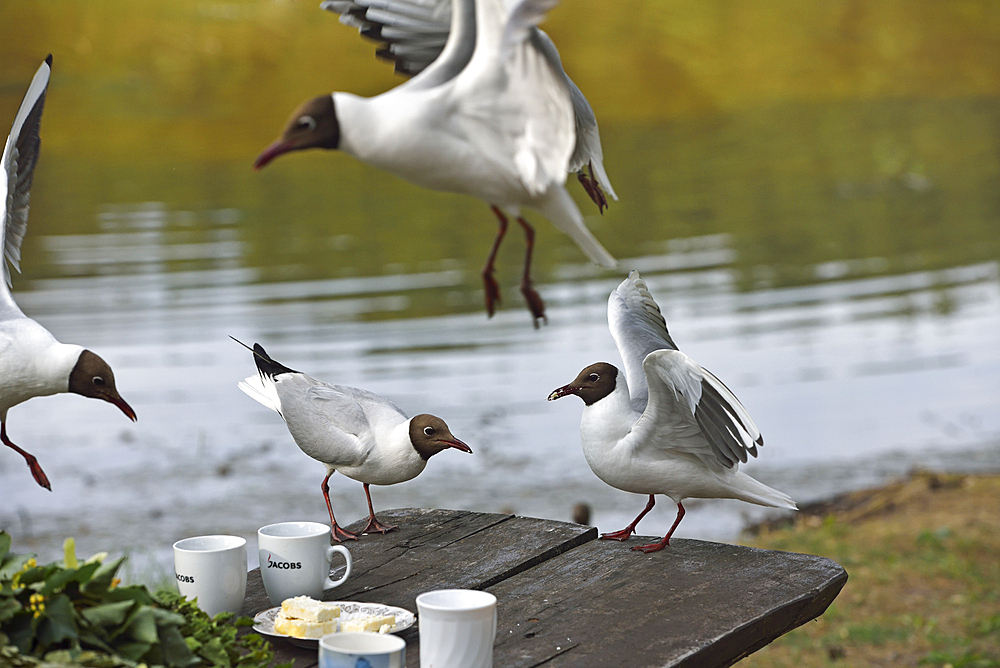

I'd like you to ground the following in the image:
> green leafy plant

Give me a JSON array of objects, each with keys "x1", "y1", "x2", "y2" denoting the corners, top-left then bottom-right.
[{"x1": 0, "y1": 532, "x2": 286, "y2": 668}]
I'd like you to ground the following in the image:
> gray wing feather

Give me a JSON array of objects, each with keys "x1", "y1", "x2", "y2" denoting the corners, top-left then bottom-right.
[
  {"x1": 639, "y1": 349, "x2": 762, "y2": 472},
  {"x1": 2, "y1": 57, "x2": 50, "y2": 292},
  {"x1": 608, "y1": 271, "x2": 678, "y2": 411},
  {"x1": 692, "y1": 368, "x2": 763, "y2": 467},
  {"x1": 304, "y1": 384, "x2": 374, "y2": 434},
  {"x1": 321, "y1": 0, "x2": 459, "y2": 79},
  {"x1": 529, "y1": 28, "x2": 616, "y2": 201},
  {"x1": 278, "y1": 379, "x2": 387, "y2": 467}
]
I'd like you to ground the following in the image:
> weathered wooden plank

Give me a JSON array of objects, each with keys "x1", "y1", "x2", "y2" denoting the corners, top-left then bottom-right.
[
  {"x1": 242, "y1": 508, "x2": 596, "y2": 667},
  {"x1": 487, "y1": 536, "x2": 848, "y2": 668},
  {"x1": 241, "y1": 510, "x2": 846, "y2": 668}
]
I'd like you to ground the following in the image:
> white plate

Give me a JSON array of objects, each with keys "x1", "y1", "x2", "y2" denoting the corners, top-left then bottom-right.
[{"x1": 252, "y1": 602, "x2": 416, "y2": 648}]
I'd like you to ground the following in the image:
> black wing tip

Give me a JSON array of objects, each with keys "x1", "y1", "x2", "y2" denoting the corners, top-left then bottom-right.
[
  {"x1": 45, "y1": 54, "x2": 53, "y2": 66},
  {"x1": 249, "y1": 342, "x2": 299, "y2": 378}
]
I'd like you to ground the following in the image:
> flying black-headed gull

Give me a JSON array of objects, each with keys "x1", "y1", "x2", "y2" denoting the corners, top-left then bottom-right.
[
  {"x1": 237, "y1": 340, "x2": 472, "y2": 541},
  {"x1": 0, "y1": 56, "x2": 137, "y2": 490},
  {"x1": 548, "y1": 271, "x2": 796, "y2": 552},
  {"x1": 254, "y1": 0, "x2": 618, "y2": 327}
]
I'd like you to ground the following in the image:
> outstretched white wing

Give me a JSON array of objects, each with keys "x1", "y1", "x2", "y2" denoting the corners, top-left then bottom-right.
[
  {"x1": 608, "y1": 271, "x2": 678, "y2": 411},
  {"x1": 452, "y1": 0, "x2": 573, "y2": 199},
  {"x1": 322, "y1": 0, "x2": 455, "y2": 77},
  {"x1": 1, "y1": 56, "x2": 50, "y2": 317},
  {"x1": 629, "y1": 349, "x2": 763, "y2": 472}
]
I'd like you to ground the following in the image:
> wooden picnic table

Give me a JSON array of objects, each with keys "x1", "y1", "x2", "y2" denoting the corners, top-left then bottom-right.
[{"x1": 241, "y1": 508, "x2": 847, "y2": 668}]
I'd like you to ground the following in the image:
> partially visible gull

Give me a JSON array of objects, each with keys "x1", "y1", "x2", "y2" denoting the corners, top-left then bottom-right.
[{"x1": 0, "y1": 56, "x2": 137, "y2": 490}]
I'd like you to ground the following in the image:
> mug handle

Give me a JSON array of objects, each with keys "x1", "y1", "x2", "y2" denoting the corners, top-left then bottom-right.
[{"x1": 323, "y1": 545, "x2": 353, "y2": 589}]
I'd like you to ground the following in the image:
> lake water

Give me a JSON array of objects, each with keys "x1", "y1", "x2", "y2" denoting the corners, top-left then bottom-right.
[
  {"x1": 3, "y1": 210, "x2": 997, "y2": 583},
  {"x1": 1, "y1": 2, "x2": 998, "y2": 585}
]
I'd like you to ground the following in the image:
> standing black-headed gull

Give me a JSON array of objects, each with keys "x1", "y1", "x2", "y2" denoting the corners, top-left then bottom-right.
[
  {"x1": 254, "y1": 0, "x2": 618, "y2": 327},
  {"x1": 548, "y1": 271, "x2": 796, "y2": 552},
  {"x1": 0, "y1": 56, "x2": 137, "y2": 490},
  {"x1": 237, "y1": 341, "x2": 472, "y2": 541}
]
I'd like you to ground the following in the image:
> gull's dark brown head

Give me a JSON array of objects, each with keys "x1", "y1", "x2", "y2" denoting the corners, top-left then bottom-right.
[
  {"x1": 547, "y1": 362, "x2": 619, "y2": 406},
  {"x1": 409, "y1": 414, "x2": 473, "y2": 460},
  {"x1": 254, "y1": 95, "x2": 340, "y2": 170},
  {"x1": 68, "y1": 350, "x2": 137, "y2": 421}
]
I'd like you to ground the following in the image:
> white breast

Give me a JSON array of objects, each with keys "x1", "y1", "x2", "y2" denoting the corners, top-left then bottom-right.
[
  {"x1": 335, "y1": 418, "x2": 428, "y2": 486},
  {"x1": 0, "y1": 317, "x2": 82, "y2": 414}
]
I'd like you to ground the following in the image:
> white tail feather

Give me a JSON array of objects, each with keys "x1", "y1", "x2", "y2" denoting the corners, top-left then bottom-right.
[
  {"x1": 238, "y1": 374, "x2": 283, "y2": 417},
  {"x1": 729, "y1": 471, "x2": 798, "y2": 510},
  {"x1": 534, "y1": 186, "x2": 617, "y2": 269}
]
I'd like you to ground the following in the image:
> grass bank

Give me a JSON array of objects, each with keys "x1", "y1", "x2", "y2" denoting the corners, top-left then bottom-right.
[{"x1": 739, "y1": 472, "x2": 1000, "y2": 667}]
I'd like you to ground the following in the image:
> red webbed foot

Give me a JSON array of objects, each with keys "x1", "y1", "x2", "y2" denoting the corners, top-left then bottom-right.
[
  {"x1": 599, "y1": 528, "x2": 635, "y2": 542},
  {"x1": 362, "y1": 515, "x2": 398, "y2": 534},
  {"x1": 332, "y1": 523, "x2": 360, "y2": 542}
]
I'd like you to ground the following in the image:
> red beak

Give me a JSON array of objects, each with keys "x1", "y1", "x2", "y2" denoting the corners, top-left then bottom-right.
[
  {"x1": 443, "y1": 438, "x2": 473, "y2": 454},
  {"x1": 110, "y1": 396, "x2": 137, "y2": 422},
  {"x1": 254, "y1": 139, "x2": 294, "y2": 171},
  {"x1": 547, "y1": 384, "x2": 578, "y2": 401}
]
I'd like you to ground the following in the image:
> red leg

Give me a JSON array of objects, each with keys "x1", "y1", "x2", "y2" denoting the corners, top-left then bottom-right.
[
  {"x1": 482, "y1": 206, "x2": 509, "y2": 317},
  {"x1": 600, "y1": 494, "x2": 655, "y2": 541},
  {"x1": 632, "y1": 501, "x2": 686, "y2": 553},
  {"x1": 577, "y1": 162, "x2": 608, "y2": 214},
  {"x1": 322, "y1": 471, "x2": 358, "y2": 542},
  {"x1": 515, "y1": 217, "x2": 546, "y2": 328},
  {"x1": 360, "y1": 483, "x2": 398, "y2": 534},
  {"x1": 2, "y1": 422, "x2": 51, "y2": 491}
]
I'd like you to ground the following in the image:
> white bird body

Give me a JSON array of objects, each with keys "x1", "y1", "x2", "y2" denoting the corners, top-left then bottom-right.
[
  {"x1": 238, "y1": 342, "x2": 471, "y2": 540},
  {"x1": 0, "y1": 319, "x2": 83, "y2": 411},
  {"x1": 550, "y1": 271, "x2": 795, "y2": 551},
  {"x1": 0, "y1": 58, "x2": 81, "y2": 414},
  {"x1": 334, "y1": 88, "x2": 538, "y2": 206},
  {"x1": 0, "y1": 56, "x2": 136, "y2": 490},
  {"x1": 577, "y1": 365, "x2": 795, "y2": 508},
  {"x1": 239, "y1": 370, "x2": 429, "y2": 486},
  {"x1": 257, "y1": 0, "x2": 617, "y2": 325}
]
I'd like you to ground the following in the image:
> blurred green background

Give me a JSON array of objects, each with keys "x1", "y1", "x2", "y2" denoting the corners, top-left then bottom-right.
[{"x1": 1, "y1": 0, "x2": 997, "y2": 311}]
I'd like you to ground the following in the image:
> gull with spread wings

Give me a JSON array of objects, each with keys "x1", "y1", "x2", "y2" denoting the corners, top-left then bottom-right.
[
  {"x1": 255, "y1": 0, "x2": 618, "y2": 326},
  {"x1": 549, "y1": 271, "x2": 796, "y2": 552},
  {"x1": 0, "y1": 56, "x2": 136, "y2": 490}
]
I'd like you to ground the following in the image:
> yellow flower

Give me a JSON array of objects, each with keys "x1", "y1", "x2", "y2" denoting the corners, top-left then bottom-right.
[
  {"x1": 29, "y1": 593, "x2": 45, "y2": 618},
  {"x1": 24, "y1": 558, "x2": 37, "y2": 569},
  {"x1": 111, "y1": 578, "x2": 121, "y2": 589}
]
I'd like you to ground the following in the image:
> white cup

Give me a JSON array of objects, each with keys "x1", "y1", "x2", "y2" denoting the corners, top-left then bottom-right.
[
  {"x1": 172, "y1": 535, "x2": 248, "y2": 617},
  {"x1": 319, "y1": 632, "x2": 406, "y2": 668},
  {"x1": 257, "y1": 521, "x2": 353, "y2": 606},
  {"x1": 416, "y1": 589, "x2": 496, "y2": 668}
]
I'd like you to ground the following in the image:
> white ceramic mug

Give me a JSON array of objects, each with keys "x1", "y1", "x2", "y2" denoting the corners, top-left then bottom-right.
[
  {"x1": 172, "y1": 535, "x2": 248, "y2": 617},
  {"x1": 319, "y1": 632, "x2": 406, "y2": 668},
  {"x1": 416, "y1": 589, "x2": 496, "y2": 668},
  {"x1": 257, "y1": 521, "x2": 353, "y2": 606}
]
